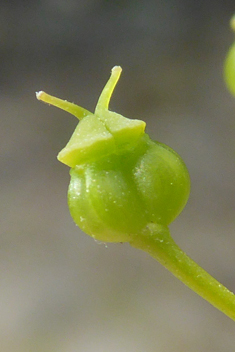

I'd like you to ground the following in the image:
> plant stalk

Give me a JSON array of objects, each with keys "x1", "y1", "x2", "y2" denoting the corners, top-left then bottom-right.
[{"x1": 130, "y1": 223, "x2": 235, "y2": 321}]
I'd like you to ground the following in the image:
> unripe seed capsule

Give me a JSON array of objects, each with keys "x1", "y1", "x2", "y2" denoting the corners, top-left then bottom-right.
[
  {"x1": 37, "y1": 66, "x2": 190, "y2": 242},
  {"x1": 37, "y1": 67, "x2": 235, "y2": 323}
]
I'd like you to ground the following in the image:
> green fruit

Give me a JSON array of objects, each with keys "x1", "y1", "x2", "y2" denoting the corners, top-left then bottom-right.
[
  {"x1": 37, "y1": 66, "x2": 235, "y2": 324},
  {"x1": 37, "y1": 66, "x2": 190, "y2": 242}
]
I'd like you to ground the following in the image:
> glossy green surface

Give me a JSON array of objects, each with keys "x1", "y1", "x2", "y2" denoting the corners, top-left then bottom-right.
[
  {"x1": 38, "y1": 66, "x2": 190, "y2": 242},
  {"x1": 68, "y1": 135, "x2": 190, "y2": 242}
]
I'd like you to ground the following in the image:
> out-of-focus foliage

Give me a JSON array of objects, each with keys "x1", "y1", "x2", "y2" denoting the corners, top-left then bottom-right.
[{"x1": 224, "y1": 15, "x2": 235, "y2": 96}]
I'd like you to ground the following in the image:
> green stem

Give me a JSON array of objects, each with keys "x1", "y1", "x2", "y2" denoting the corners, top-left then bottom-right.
[
  {"x1": 129, "y1": 223, "x2": 235, "y2": 321},
  {"x1": 36, "y1": 91, "x2": 91, "y2": 120}
]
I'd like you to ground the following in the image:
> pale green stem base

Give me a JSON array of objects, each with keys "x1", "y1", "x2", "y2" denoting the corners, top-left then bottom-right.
[{"x1": 129, "y1": 223, "x2": 235, "y2": 321}]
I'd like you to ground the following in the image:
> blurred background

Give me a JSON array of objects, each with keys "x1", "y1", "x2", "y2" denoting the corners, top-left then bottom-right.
[{"x1": 1, "y1": 1, "x2": 235, "y2": 351}]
